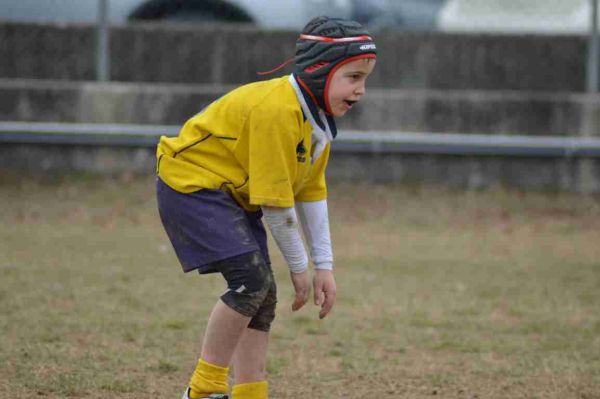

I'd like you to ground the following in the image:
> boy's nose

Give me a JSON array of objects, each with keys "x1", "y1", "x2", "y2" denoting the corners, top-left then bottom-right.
[{"x1": 354, "y1": 83, "x2": 366, "y2": 96}]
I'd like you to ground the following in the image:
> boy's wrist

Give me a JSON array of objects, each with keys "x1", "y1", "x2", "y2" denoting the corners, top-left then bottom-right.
[
  {"x1": 290, "y1": 263, "x2": 309, "y2": 273},
  {"x1": 314, "y1": 261, "x2": 333, "y2": 271}
]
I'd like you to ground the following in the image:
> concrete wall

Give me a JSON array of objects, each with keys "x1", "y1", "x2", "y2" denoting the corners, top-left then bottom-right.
[
  {"x1": 2, "y1": 21, "x2": 598, "y2": 192},
  {"x1": 2, "y1": 143, "x2": 598, "y2": 193},
  {"x1": 331, "y1": 152, "x2": 599, "y2": 193},
  {"x1": 0, "y1": 79, "x2": 228, "y2": 126},
  {"x1": 2, "y1": 79, "x2": 599, "y2": 192},
  {"x1": 0, "y1": 21, "x2": 586, "y2": 91},
  {"x1": 2, "y1": 79, "x2": 598, "y2": 137}
]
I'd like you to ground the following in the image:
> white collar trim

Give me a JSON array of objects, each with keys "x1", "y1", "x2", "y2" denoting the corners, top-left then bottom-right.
[{"x1": 288, "y1": 74, "x2": 334, "y2": 143}]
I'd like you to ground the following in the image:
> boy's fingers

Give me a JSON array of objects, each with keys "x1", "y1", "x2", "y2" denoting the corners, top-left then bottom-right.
[
  {"x1": 291, "y1": 298, "x2": 301, "y2": 311},
  {"x1": 313, "y1": 279, "x2": 324, "y2": 305},
  {"x1": 292, "y1": 291, "x2": 308, "y2": 311},
  {"x1": 314, "y1": 290, "x2": 324, "y2": 306},
  {"x1": 290, "y1": 271, "x2": 310, "y2": 311},
  {"x1": 319, "y1": 290, "x2": 336, "y2": 319},
  {"x1": 291, "y1": 297, "x2": 301, "y2": 311}
]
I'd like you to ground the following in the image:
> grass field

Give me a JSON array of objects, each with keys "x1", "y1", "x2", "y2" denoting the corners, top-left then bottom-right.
[{"x1": 1, "y1": 176, "x2": 599, "y2": 399}]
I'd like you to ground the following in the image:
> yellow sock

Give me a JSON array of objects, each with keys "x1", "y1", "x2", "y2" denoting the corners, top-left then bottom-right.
[
  {"x1": 231, "y1": 381, "x2": 268, "y2": 399},
  {"x1": 188, "y1": 358, "x2": 229, "y2": 398}
]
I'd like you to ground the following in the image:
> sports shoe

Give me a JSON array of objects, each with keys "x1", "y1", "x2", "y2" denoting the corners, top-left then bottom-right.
[{"x1": 181, "y1": 387, "x2": 228, "y2": 399}]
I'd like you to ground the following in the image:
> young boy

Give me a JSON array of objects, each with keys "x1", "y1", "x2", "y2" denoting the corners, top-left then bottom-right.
[{"x1": 156, "y1": 16, "x2": 377, "y2": 399}]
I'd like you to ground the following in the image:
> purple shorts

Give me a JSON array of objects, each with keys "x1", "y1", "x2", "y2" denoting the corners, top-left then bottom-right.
[{"x1": 156, "y1": 177, "x2": 270, "y2": 273}]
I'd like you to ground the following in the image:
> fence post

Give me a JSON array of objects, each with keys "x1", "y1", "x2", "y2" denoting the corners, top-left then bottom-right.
[
  {"x1": 588, "y1": 0, "x2": 599, "y2": 93},
  {"x1": 96, "y1": 0, "x2": 110, "y2": 82}
]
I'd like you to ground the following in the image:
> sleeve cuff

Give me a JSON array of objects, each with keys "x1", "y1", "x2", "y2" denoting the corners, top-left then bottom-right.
[{"x1": 314, "y1": 261, "x2": 333, "y2": 271}]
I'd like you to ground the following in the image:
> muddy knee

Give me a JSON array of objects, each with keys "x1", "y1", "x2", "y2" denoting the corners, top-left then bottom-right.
[
  {"x1": 215, "y1": 251, "x2": 274, "y2": 318},
  {"x1": 248, "y1": 278, "x2": 277, "y2": 331}
]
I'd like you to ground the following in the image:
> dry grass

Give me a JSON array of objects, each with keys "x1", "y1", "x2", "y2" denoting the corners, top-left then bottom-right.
[{"x1": 1, "y1": 176, "x2": 599, "y2": 398}]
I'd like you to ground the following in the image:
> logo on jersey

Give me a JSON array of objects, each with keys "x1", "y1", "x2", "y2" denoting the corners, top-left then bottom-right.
[
  {"x1": 296, "y1": 140, "x2": 307, "y2": 163},
  {"x1": 360, "y1": 43, "x2": 376, "y2": 51}
]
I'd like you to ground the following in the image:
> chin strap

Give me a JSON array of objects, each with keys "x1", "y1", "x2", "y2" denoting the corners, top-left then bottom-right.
[{"x1": 256, "y1": 57, "x2": 295, "y2": 76}]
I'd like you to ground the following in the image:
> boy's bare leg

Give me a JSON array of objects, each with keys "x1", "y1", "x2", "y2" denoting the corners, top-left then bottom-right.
[
  {"x1": 201, "y1": 299, "x2": 252, "y2": 366},
  {"x1": 231, "y1": 328, "x2": 270, "y2": 383},
  {"x1": 186, "y1": 300, "x2": 251, "y2": 398}
]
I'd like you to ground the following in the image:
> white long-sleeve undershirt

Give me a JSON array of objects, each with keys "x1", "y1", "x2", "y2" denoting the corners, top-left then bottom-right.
[
  {"x1": 296, "y1": 200, "x2": 333, "y2": 270},
  {"x1": 262, "y1": 199, "x2": 333, "y2": 273},
  {"x1": 262, "y1": 206, "x2": 308, "y2": 273}
]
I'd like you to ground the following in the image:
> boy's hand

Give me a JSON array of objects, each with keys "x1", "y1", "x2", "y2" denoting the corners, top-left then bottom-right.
[
  {"x1": 313, "y1": 269, "x2": 336, "y2": 319},
  {"x1": 290, "y1": 270, "x2": 311, "y2": 311}
]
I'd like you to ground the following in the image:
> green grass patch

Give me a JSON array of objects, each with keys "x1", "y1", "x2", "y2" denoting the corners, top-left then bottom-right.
[{"x1": 1, "y1": 177, "x2": 600, "y2": 398}]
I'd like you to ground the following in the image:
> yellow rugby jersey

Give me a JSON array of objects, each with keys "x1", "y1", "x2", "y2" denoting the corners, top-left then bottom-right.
[{"x1": 156, "y1": 76, "x2": 331, "y2": 212}]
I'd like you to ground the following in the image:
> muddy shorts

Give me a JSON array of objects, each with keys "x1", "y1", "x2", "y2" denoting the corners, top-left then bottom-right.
[
  {"x1": 156, "y1": 177, "x2": 270, "y2": 273},
  {"x1": 156, "y1": 178, "x2": 277, "y2": 331}
]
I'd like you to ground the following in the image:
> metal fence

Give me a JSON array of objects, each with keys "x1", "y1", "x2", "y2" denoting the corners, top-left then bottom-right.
[{"x1": 2, "y1": 121, "x2": 600, "y2": 158}]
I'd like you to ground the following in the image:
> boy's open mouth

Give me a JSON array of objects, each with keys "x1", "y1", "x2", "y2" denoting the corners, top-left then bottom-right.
[{"x1": 344, "y1": 100, "x2": 357, "y2": 107}]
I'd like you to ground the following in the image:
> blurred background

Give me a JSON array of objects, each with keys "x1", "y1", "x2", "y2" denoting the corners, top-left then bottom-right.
[
  {"x1": 0, "y1": 0, "x2": 599, "y2": 191},
  {"x1": 1, "y1": 2, "x2": 600, "y2": 398}
]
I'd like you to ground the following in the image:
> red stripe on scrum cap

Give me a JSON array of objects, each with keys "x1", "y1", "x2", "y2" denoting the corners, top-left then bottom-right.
[
  {"x1": 299, "y1": 34, "x2": 373, "y2": 43},
  {"x1": 304, "y1": 61, "x2": 330, "y2": 73}
]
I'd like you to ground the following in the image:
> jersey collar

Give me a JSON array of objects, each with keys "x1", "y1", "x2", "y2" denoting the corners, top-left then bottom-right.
[{"x1": 289, "y1": 74, "x2": 337, "y2": 140}]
